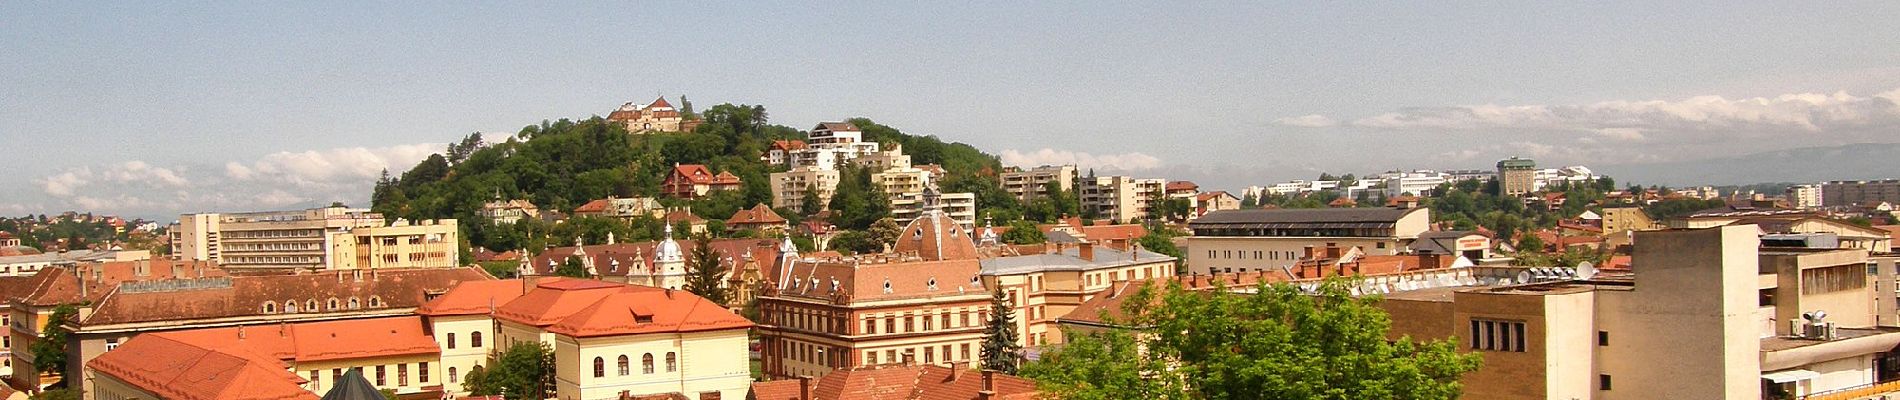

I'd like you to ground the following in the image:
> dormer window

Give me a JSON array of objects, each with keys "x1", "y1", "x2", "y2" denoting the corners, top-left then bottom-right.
[
  {"x1": 262, "y1": 302, "x2": 277, "y2": 314},
  {"x1": 914, "y1": 229, "x2": 923, "y2": 239},
  {"x1": 368, "y1": 296, "x2": 384, "y2": 307},
  {"x1": 927, "y1": 278, "x2": 938, "y2": 291},
  {"x1": 883, "y1": 279, "x2": 893, "y2": 294},
  {"x1": 283, "y1": 300, "x2": 298, "y2": 313},
  {"x1": 327, "y1": 298, "x2": 340, "y2": 310}
]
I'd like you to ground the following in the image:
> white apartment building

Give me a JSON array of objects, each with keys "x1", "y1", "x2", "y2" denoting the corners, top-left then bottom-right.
[
  {"x1": 1788, "y1": 184, "x2": 1823, "y2": 209},
  {"x1": 1079, "y1": 174, "x2": 1165, "y2": 223},
  {"x1": 770, "y1": 166, "x2": 842, "y2": 212},
  {"x1": 892, "y1": 191, "x2": 976, "y2": 229},
  {"x1": 172, "y1": 206, "x2": 457, "y2": 271},
  {"x1": 999, "y1": 165, "x2": 1078, "y2": 202}
]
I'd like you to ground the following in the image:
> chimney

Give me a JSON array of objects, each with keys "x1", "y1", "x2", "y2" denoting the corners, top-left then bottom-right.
[
  {"x1": 1324, "y1": 244, "x2": 1341, "y2": 259},
  {"x1": 797, "y1": 375, "x2": 814, "y2": 400},
  {"x1": 950, "y1": 361, "x2": 970, "y2": 381},
  {"x1": 978, "y1": 369, "x2": 997, "y2": 400},
  {"x1": 1078, "y1": 241, "x2": 1095, "y2": 262},
  {"x1": 1418, "y1": 252, "x2": 1441, "y2": 271},
  {"x1": 902, "y1": 350, "x2": 916, "y2": 366}
]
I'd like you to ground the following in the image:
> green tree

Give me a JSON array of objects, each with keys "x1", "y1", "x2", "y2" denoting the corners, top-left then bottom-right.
[
  {"x1": 800, "y1": 184, "x2": 823, "y2": 217},
  {"x1": 463, "y1": 341, "x2": 556, "y2": 399},
  {"x1": 867, "y1": 217, "x2": 903, "y2": 248},
  {"x1": 31, "y1": 389, "x2": 81, "y2": 400},
  {"x1": 31, "y1": 304, "x2": 79, "y2": 380},
  {"x1": 554, "y1": 256, "x2": 590, "y2": 278},
  {"x1": 1000, "y1": 220, "x2": 1046, "y2": 245},
  {"x1": 830, "y1": 230, "x2": 882, "y2": 255},
  {"x1": 1022, "y1": 279, "x2": 1482, "y2": 400},
  {"x1": 684, "y1": 234, "x2": 731, "y2": 305},
  {"x1": 980, "y1": 289, "x2": 1023, "y2": 374}
]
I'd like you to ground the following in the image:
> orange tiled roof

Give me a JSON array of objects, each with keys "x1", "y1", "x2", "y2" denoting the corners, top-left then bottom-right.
[
  {"x1": 648, "y1": 96, "x2": 673, "y2": 109},
  {"x1": 752, "y1": 364, "x2": 1038, "y2": 400},
  {"x1": 417, "y1": 279, "x2": 527, "y2": 316},
  {"x1": 815, "y1": 122, "x2": 858, "y2": 132},
  {"x1": 528, "y1": 239, "x2": 785, "y2": 280},
  {"x1": 544, "y1": 286, "x2": 753, "y2": 337},
  {"x1": 666, "y1": 209, "x2": 707, "y2": 223},
  {"x1": 728, "y1": 204, "x2": 788, "y2": 226},
  {"x1": 574, "y1": 199, "x2": 613, "y2": 213},
  {"x1": 893, "y1": 212, "x2": 979, "y2": 262},
  {"x1": 88, "y1": 333, "x2": 316, "y2": 400},
  {"x1": 494, "y1": 279, "x2": 626, "y2": 327},
  {"x1": 671, "y1": 164, "x2": 717, "y2": 184},
  {"x1": 1165, "y1": 181, "x2": 1199, "y2": 192},
  {"x1": 15, "y1": 260, "x2": 224, "y2": 308},
  {"x1": 1077, "y1": 224, "x2": 1146, "y2": 242},
  {"x1": 771, "y1": 140, "x2": 808, "y2": 151}
]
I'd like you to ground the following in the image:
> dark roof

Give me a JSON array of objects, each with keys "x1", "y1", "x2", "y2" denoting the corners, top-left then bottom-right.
[
  {"x1": 320, "y1": 369, "x2": 384, "y2": 400},
  {"x1": 1190, "y1": 207, "x2": 1420, "y2": 228}
]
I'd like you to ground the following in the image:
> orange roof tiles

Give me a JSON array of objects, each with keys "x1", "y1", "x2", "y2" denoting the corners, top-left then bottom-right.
[
  {"x1": 893, "y1": 212, "x2": 978, "y2": 262},
  {"x1": 1165, "y1": 181, "x2": 1199, "y2": 192},
  {"x1": 648, "y1": 96, "x2": 674, "y2": 109},
  {"x1": 417, "y1": 279, "x2": 527, "y2": 316},
  {"x1": 729, "y1": 204, "x2": 788, "y2": 226},
  {"x1": 574, "y1": 199, "x2": 613, "y2": 213},
  {"x1": 496, "y1": 280, "x2": 752, "y2": 337},
  {"x1": 752, "y1": 364, "x2": 1038, "y2": 400},
  {"x1": 87, "y1": 316, "x2": 442, "y2": 400},
  {"x1": 14, "y1": 260, "x2": 224, "y2": 308}
]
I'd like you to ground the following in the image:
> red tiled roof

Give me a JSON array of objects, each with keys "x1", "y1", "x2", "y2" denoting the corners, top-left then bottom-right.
[
  {"x1": 752, "y1": 364, "x2": 1039, "y2": 400},
  {"x1": 1328, "y1": 197, "x2": 1357, "y2": 207},
  {"x1": 1875, "y1": 225, "x2": 1900, "y2": 243},
  {"x1": 648, "y1": 96, "x2": 673, "y2": 109},
  {"x1": 771, "y1": 140, "x2": 808, "y2": 151},
  {"x1": 88, "y1": 316, "x2": 440, "y2": 400},
  {"x1": 79, "y1": 267, "x2": 491, "y2": 327},
  {"x1": 728, "y1": 204, "x2": 788, "y2": 226},
  {"x1": 527, "y1": 239, "x2": 784, "y2": 279},
  {"x1": 666, "y1": 209, "x2": 707, "y2": 224},
  {"x1": 15, "y1": 260, "x2": 224, "y2": 308},
  {"x1": 772, "y1": 258, "x2": 985, "y2": 303},
  {"x1": 815, "y1": 122, "x2": 859, "y2": 132},
  {"x1": 671, "y1": 164, "x2": 717, "y2": 184},
  {"x1": 1077, "y1": 224, "x2": 1146, "y2": 242},
  {"x1": 893, "y1": 212, "x2": 979, "y2": 262},
  {"x1": 713, "y1": 171, "x2": 742, "y2": 185},
  {"x1": 544, "y1": 286, "x2": 753, "y2": 337},
  {"x1": 574, "y1": 199, "x2": 613, "y2": 213},
  {"x1": 417, "y1": 279, "x2": 527, "y2": 316},
  {"x1": 1165, "y1": 181, "x2": 1199, "y2": 192}
]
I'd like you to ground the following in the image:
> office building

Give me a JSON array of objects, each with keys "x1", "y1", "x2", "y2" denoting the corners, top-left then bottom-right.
[
  {"x1": 1497, "y1": 157, "x2": 1537, "y2": 196},
  {"x1": 1186, "y1": 207, "x2": 1431, "y2": 275}
]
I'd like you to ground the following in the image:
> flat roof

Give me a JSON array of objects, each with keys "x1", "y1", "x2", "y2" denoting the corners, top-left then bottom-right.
[{"x1": 1761, "y1": 327, "x2": 1900, "y2": 352}]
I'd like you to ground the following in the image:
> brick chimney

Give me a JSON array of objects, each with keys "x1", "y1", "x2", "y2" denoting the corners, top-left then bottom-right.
[
  {"x1": 951, "y1": 361, "x2": 970, "y2": 381},
  {"x1": 798, "y1": 375, "x2": 814, "y2": 400},
  {"x1": 1078, "y1": 241, "x2": 1095, "y2": 262},
  {"x1": 1324, "y1": 244, "x2": 1341, "y2": 259},
  {"x1": 1418, "y1": 252, "x2": 1441, "y2": 271},
  {"x1": 978, "y1": 369, "x2": 997, "y2": 400},
  {"x1": 1302, "y1": 245, "x2": 1316, "y2": 260}
]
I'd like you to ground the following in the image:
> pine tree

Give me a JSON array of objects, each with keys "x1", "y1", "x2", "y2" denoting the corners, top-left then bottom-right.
[
  {"x1": 683, "y1": 234, "x2": 730, "y2": 305},
  {"x1": 980, "y1": 289, "x2": 1022, "y2": 374}
]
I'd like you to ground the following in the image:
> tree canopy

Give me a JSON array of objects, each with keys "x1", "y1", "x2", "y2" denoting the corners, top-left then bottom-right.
[
  {"x1": 463, "y1": 341, "x2": 556, "y2": 399},
  {"x1": 1021, "y1": 279, "x2": 1482, "y2": 400},
  {"x1": 683, "y1": 234, "x2": 730, "y2": 305}
]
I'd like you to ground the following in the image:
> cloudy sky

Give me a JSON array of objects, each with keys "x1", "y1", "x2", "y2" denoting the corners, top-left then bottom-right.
[{"x1": 4, "y1": 2, "x2": 1898, "y2": 220}]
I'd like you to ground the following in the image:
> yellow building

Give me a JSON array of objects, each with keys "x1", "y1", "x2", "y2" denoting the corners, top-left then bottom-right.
[
  {"x1": 492, "y1": 278, "x2": 755, "y2": 400},
  {"x1": 171, "y1": 206, "x2": 457, "y2": 271},
  {"x1": 1186, "y1": 207, "x2": 1432, "y2": 275},
  {"x1": 416, "y1": 279, "x2": 528, "y2": 396},
  {"x1": 979, "y1": 241, "x2": 1177, "y2": 347},
  {"x1": 331, "y1": 219, "x2": 460, "y2": 270}
]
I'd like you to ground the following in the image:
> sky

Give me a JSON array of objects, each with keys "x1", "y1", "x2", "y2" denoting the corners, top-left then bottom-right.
[{"x1": 4, "y1": 2, "x2": 1899, "y2": 220}]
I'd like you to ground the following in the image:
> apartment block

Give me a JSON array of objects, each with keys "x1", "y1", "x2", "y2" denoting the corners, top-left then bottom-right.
[
  {"x1": 1078, "y1": 174, "x2": 1164, "y2": 224},
  {"x1": 493, "y1": 279, "x2": 755, "y2": 400},
  {"x1": 173, "y1": 206, "x2": 454, "y2": 271},
  {"x1": 999, "y1": 165, "x2": 1078, "y2": 203},
  {"x1": 1823, "y1": 180, "x2": 1900, "y2": 207},
  {"x1": 331, "y1": 219, "x2": 461, "y2": 270},
  {"x1": 891, "y1": 191, "x2": 976, "y2": 229},
  {"x1": 771, "y1": 166, "x2": 842, "y2": 212},
  {"x1": 1186, "y1": 207, "x2": 1431, "y2": 275},
  {"x1": 1788, "y1": 184, "x2": 1824, "y2": 209},
  {"x1": 1497, "y1": 157, "x2": 1537, "y2": 196}
]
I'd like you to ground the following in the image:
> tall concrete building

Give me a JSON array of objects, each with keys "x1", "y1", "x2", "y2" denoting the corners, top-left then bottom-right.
[
  {"x1": 1822, "y1": 179, "x2": 1900, "y2": 207},
  {"x1": 1497, "y1": 157, "x2": 1538, "y2": 196},
  {"x1": 1077, "y1": 173, "x2": 1164, "y2": 224},
  {"x1": 1186, "y1": 207, "x2": 1431, "y2": 275},
  {"x1": 172, "y1": 207, "x2": 459, "y2": 271},
  {"x1": 1787, "y1": 184, "x2": 1823, "y2": 209},
  {"x1": 770, "y1": 166, "x2": 841, "y2": 212},
  {"x1": 999, "y1": 165, "x2": 1078, "y2": 202}
]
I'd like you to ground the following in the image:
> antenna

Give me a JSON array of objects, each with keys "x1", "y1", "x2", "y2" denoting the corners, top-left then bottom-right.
[{"x1": 1575, "y1": 261, "x2": 1596, "y2": 280}]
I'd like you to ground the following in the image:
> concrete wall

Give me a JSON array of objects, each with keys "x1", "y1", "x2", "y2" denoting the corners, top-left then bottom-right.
[
  {"x1": 1596, "y1": 226, "x2": 1760, "y2": 400},
  {"x1": 555, "y1": 329, "x2": 751, "y2": 400}
]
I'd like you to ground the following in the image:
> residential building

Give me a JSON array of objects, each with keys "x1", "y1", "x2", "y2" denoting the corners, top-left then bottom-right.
[
  {"x1": 1497, "y1": 157, "x2": 1537, "y2": 196},
  {"x1": 1788, "y1": 184, "x2": 1823, "y2": 209},
  {"x1": 1383, "y1": 170, "x2": 1449, "y2": 198},
  {"x1": 765, "y1": 140, "x2": 808, "y2": 167},
  {"x1": 892, "y1": 191, "x2": 977, "y2": 229},
  {"x1": 1164, "y1": 181, "x2": 1199, "y2": 198},
  {"x1": 415, "y1": 279, "x2": 527, "y2": 396},
  {"x1": 572, "y1": 196, "x2": 665, "y2": 221},
  {"x1": 805, "y1": 122, "x2": 878, "y2": 156},
  {"x1": 663, "y1": 164, "x2": 743, "y2": 199},
  {"x1": 756, "y1": 206, "x2": 993, "y2": 379},
  {"x1": 7, "y1": 259, "x2": 227, "y2": 391},
  {"x1": 62, "y1": 267, "x2": 490, "y2": 398},
  {"x1": 330, "y1": 219, "x2": 461, "y2": 270},
  {"x1": 607, "y1": 96, "x2": 685, "y2": 133},
  {"x1": 664, "y1": 208, "x2": 711, "y2": 236},
  {"x1": 492, "y1": 279, "x2": 754, "y2": 400},
  {"x1": 0, "y1": 249, "x2": 146, "y2": 277},
  {"x1": 872, "y1": 167, "x2": 932, "y2": 199},
  {"x1": 1599, "y1": 206, "x2": 1659, "y2": 236},
  {"x1": 1186, "y1": 207, "x2": 1431, "y2": 275},
  {"x1": 1672, "y1": 211, "x2": 1893, "y2": 252},
  {"x1": 771, "y1": 166, "x2": 842, "y2": 212},
  {"x1": 522, "y1": 234, "x2": 786, "y2": 309},
  {"x1": 750, "y1": 363, "x2": 1039, "y2": 400},
  {"x1": 0, "y1": 275, "x2": 41, "y2": 378},
  {"x1": 1193, "y1": 191, "x2": 1241, "y2": 219},
  {"x1": 979, "y1": 241, "x2": 1176, "y2": 348},
  {"x1": 1077, "y1": 174, "x2": 1165, "y2": 223},
  {"x1": 171, "y1": 206, "x2": 383, "y2": 270},
  {"x1": 852, "y1": 144, "x2": 913, "y2": 172},
  {"x1": 87, "y1": 316, "x2": 444, "y2": 399},
  {"x1": 1823, "y1": 180, "x2": 1900, "y2": 207},
  {"x1": 728, "y1": 203, "x2": 790, "y2": 234},
  {"x1": 480, "y1": 197, "x2": 541, "y2": 225},
  {"x1": 998, "y1": 165, "x2": 1078, "y2": 203}
]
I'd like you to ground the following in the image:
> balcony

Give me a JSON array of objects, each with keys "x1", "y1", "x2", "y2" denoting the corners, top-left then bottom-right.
[{"x1": 1799, "y1": 381, "x2": 1900, "y2": 400}]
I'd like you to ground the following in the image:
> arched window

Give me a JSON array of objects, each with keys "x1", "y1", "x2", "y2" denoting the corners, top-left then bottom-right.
[
  {"x1": 283, "y1": 300, "x2": 297, "y2": 313},
  {"x1": 262, "y1": 302, "x2": 276, "y2": 314},
  {"x1": 448, "y1": 367, "x2": 458, "y2": 383},
  {"x1": 642, "y1": 353, "x2": 655, "y2": 374},
  {"x1": 306, "y1": 300, "x2": 318, "y2": 311},
  {"x1": 470, "y1": 331, "x2": 483, "y2": 347},
  {"x1": 617, "y1": 355, "x2": 630, "y2": 376},
  {"x1": 369, "y1": 296, "x2": 383, "y2": 307},
  {"x1": 327, "y1": 298, "x2": 339, "y2": 310},
  {"x1": 666, "y1": 352, "x2": 677, "y2": 372},
  {"x1": 592, "y1": 357, "x2": 605, "y2": 378},
  {"x1": 348, "y1": 298, "x2": 360, "y2": 309},
  {"x1": 446, "y1": 333, "x2": 456, "y2": 349}
]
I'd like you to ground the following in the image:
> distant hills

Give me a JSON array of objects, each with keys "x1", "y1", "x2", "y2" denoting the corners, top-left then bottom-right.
[{"x1": 1594, "y1": 143, "x2": 1900, "y2": 187}]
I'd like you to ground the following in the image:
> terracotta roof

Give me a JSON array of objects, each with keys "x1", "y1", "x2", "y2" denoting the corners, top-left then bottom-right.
[
  {"x1": 648, "y1": 96, "x2": 674, "y2": 109},
  {"x1": 728, "y1": 204, "x2": 788, "y2": 226},
  {"x1": 671, "y1": 164, "x2": 717, "y2": 184},
  {"x1": 815, "y1": 122, "x2": 859, "y2": 132},
  {"x1": 1196, "y1": 191, "x2": 1235, "y2": 202},
  {"x1": 80, "y1": 267, "x2": 491, "y2": 327},
  {"x1": 1192, "y1": 207, "x2": 1420, "y2": 227},
  {"x1": 1060, "y1": 273, "x2": 1280, "y2": 326},
  {"x1": 1328, "y1": 197, "x2": 1358, "y2": 207},
  {"x1": 417, "y1": 279, "x2": 527, "y2": 316},
  {"x1": 528, "y1": 239, "x2": 785, "y2": 280},
  {"x1": 893, "y1": 212, "x2": 979, "y2": 262},
  {"x1": 771, "y1": 140, "x2": 808, "y2": 151},
  {"x1": 751, "y1": 364, "x2": 1039, "y2": 400},
  {"x1": 1165, "y1": 181, "x2": 1199, "y2": 192},
  {"x1": 544, "y1": 285, "x2": 753, "y2": 337},
  {"x1": 88, "y1": 333, "x2": 317, "y2": 400},
  {"x1": 665, "y1": 209, "x2": 707, "y2": 224},
  {"x1": 494, "y1": 279, "x2": 625, "y2": 327},
  {"x1": 15, "y1": 259, "x2": 224, "y2": 308},
  {"x1": 1077, "y1": 224, "x2": 1146, "y2": 242},
  {"x1": 1876, "y1": 225, "x2": 1900, "y2": 243},
  {"x1": 713, "y1": 171, "x2": 742, "y2": 185},
  {"x1": 772, "y1": 257, "x2": 985, "y2": 303},
  {"x1": 574, "y1": 199, "x2": 613, "y2": 213}
]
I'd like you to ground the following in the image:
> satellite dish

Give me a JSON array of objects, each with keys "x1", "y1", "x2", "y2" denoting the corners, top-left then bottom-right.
[
  {"x1": 1576, "y1": 261, "x2": 1597, "y2": 280},
  {"x1": 1516, "y1": 271, "x2": 1532, "y2": 284}
]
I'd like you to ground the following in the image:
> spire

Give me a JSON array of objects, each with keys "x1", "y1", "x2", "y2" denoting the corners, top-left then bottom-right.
[{"x1": 923, "y1": 184, "x2": 943, "y2": 216}]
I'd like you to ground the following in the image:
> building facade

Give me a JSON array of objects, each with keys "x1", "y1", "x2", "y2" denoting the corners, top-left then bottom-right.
[
  {"x1": 999, "y1": 165, "x2": 1078, "y2": 203},
  {"x1": 492, "y1": 279, "x2": 755, "y2": 400},
  {"x1": 979, "y1": 242, "x2": 1176, "y2": 348},
  {"x1": 771, "y1": 166, "x2": 842, "y2": 212},
  {"x1": 1078, "y1": 174, "x2": 1165, "y2": 224},
  {"x1": 1186, "y1": 207, "x2": 1431, "y2": 275},
  {"x1": 1497, "y1": 157, "x2": 1537, "y2": 196},
  {"x1": 607, "y1": 97, "x2": 685, "y2": 133},
  {"x1": 171, "y1": 206, "x2": 455, "y2": 272},
  {"x1": 1823, "y1": 180, "x2": 1900, "y2": 207}
]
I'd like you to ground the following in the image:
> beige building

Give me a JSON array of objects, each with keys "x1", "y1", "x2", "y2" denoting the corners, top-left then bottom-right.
[
  {"x1": 1788, "y1": 184, "x2": 1824, "y2": 209},
  {"x1": 999, "y1": 165, "x2": 1078, "y2": 203},
  {"x1": 416, "y1": 279, "x2": 527, "y2": 396},
  {"x1": 1823, "y1": 179, "x2": 1900, "y2": 207},
  {"x1": 1185, "y1": 207, "x2": 1432, "y2": 275},
  {"x1": 1497, "y1": 157, "x2": 1537, "y2": 196},
  {"x1": 772, "y1": 166, "x2": 842, "y2": 212},
  {"x1": 572, "y1": 196, "x2": 665, "y2": 221},
  {"x1": 607, "y1": 96, "x2": 685, "y2": 133},
  {"x1": 1078, "y1": 174, "x2": 1165, "y2": 224},
  {"x1": 172, "y1": 206, "x2": 455, "y2": 271},
  {"x1": 979, "y1": 242, "x2": 1177, "y2": 348},
  {"x1": 492, "y1": 279, "x2": 755, "y2": 400}
]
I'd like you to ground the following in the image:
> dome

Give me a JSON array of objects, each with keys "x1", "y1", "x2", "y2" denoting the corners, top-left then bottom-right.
[
  {"x1": 655, "y1": 224, "x2": 684, "y2": 263},
  {"x1": 892, "y1": 210, "x2": 978, "y2": 261}
]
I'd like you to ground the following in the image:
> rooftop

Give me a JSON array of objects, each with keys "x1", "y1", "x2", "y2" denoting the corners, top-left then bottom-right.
[{"x1": 1191, "y1": 207, "x2": 1420, "y2": 227}]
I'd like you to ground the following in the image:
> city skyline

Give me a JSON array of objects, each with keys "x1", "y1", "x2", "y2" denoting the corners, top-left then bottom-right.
[{"x1": 5, "y1": 2, "x2": 1899, "y2": 218}]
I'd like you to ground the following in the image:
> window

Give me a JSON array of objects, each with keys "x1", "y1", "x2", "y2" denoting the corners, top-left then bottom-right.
[
  {"x1": 376, "y1": 365, "x2": 387, "y2": 386},
  {"x1": 471, "y1": 331, "x2": 483, "y2": 347},
  {"x1": 905, "y1": 316, "x2": 915, "y2": 332},
  {"x1": 961, "y1": 344, "x2": 971, "y2": 360},
  {"x1": 262, "y1": 302, "x2": 276, "y2": 314},
  {"x1": 399, "y1": 364, "x2": 408, "y2": 386},
  {"x1": 619, "y1": 355, "x2": 631, "y2": 376},
  {"x1": 593, "y1": 357, "x2": 605, "y2": 378},
  {"x1": 449, "y1": 367, "x2": 458, "y2": 383},
  {"x1": 104, "y1": 337, "x2": 117, "y2": 350},
  {"x1": 866, "y1": 353, "x2": 877, "y2": 365},
  {"x1": 885, "y1": 318, "x2": 895, "y2": 333},
  {"x1": 666, "y1": 352, "x2": 678, "y2": 372},
  {"x1": 419, "y1": 362, "x2": 429, "y2": 383},
  {"x1": 1376, "y1": 242, "x2": 1387, "y2": 249},
  {"x1": 333, "y1": 369, "x2": 342, "y2": 385},
  {"x1": 1468, "y1": 319, "x2": 1527, "y2": 352},
  {"x1": 864, "y1": 319, "x2": 876, "y2": 335},
  {"x1": 348, "y1": 298, "x2": 360, "y2": 309},
  {"x1": 310, "y1": 370, "x2": 322, "y2": 391},
  {"x1": 447, "y1": 333, "x2": 456, "y2": 349},
  {"x1": 1599, "y1": 374, "x2": 1612, "y2": 390},
  {"x1": 643, "y1": 353, "x2": 655, "y2": 374},
  {"x1": 924, "y1": 346, "x2": 935, "y2": 363},
  {"x1": 1598, "y1": 331, "x2": 1609, "y2": 346}
]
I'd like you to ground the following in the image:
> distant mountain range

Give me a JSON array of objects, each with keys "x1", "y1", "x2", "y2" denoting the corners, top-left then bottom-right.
[{"x1": 1594, "y1": 143, "x2": 1900, "y2": 187}]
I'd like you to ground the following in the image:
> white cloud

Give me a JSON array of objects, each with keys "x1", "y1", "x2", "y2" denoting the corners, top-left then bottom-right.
[
  {"x1": 25, "y1": 143, "x2": 441, "y2": 219},
  {"x1": 227, "y1": 143, "x2": 440, "y2": 188},
  {"x1": 1000, "y1": 148, "x2": 1163, "y2": 171},
  {"x1": 1590, "y1": 128, "x2": 1647, "y2": 142},
  {"x1": 1272, "y1": 114, "x2": 1338, "y2": 128},
  {"x1": 1335, "y1": 88, "x2": 1900, "y2": 132},
  {"x1": 37, "y1": 169, "x2": 89, "y2": 197}
]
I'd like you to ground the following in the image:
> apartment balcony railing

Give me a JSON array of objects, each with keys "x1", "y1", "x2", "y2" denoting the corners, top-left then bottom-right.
[{"x1": 1801, "y1": 380, "x2": 1900, "y2": 400}]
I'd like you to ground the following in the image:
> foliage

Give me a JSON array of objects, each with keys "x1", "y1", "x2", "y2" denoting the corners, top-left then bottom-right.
[
  {"x1": 1514, "y1": 246, "x2": 1608, "y2": 268},
  {"x1": 830, "y1": 230, "x2": 882, "y2": 255},
  {"x1": 866, "y1": 217, "x2": 903, "y2": 248},
  {"x1": 464, "y1": 341, "x2": 556, "y2": 399},
  {"x1": 1021, "y1": 279, "x2": 1482, "y2": 400},
  {"x1": 1136, "y1": 223, "x2": 1185, "y2": 260},
  {"x1": 31, "y1": 304, "x2": 79, "y2": 378},
  {"x1": 1000, "y1": 220, "x2": 1046, "y2": 245},
  {"x1": 980, "y1": 289, "x2": 1023, "y2": 374},
  {"x1": 684, "y1": 234, "x2": 731, "y2": 305},
  {"x1": 827, "y1": 166, "x2": 892, "y2": 230},
  {"x1": 1023, "y1": 180, "x2": 1082, "y2": 223},
  {"x1": 554, "y1": 256, "x2": 590, "y2": 278},
  {"x1": 31, "y1": 389, "x2": 80, "y2": 400}
]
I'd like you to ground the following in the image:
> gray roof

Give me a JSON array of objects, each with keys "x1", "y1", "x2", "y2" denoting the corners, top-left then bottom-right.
[
  {"x1": 1414, "y1": 231, "x2": 1480, "y2": 254},
  {"x1": 0, "y1": 249, "x2": 124, "y2": 265},
  {"x1": 1191, "y1": 208, "x2": 1420, "y2": 227},
  {"x1": 979, "y1": 246, "x2": 1176, "y2": 276}
]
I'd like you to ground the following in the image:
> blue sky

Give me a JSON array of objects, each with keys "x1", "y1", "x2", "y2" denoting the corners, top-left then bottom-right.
[{"x1": 4, "y1": 2, "x2": 1899, "y2": 219}]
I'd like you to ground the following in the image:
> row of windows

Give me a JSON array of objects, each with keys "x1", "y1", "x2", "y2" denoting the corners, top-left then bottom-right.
[
  {"x1": 592, "y1": 352, "x2": 676, "y2": 378},
  {"x1": 227, "y1": 255, "x2": 322, "y2": 265},
  {"x1": 223, "y1": 243, "x2": 321, "y2": 252},
  {"x1": 865, "y1": 342, "x2": 974, "y2": 366},
  {"x1": 223, "y1": 229, "x2": 321, "y2": 239},
  {"x1": 444, "y1": 331, "x2": 483, "y2": 349},
  {"x1": 860, "y1": 307, "x2": 988, "y2": 336},
  {"x1": 260, "y1": 296, "x2": 384, "y2": 314},
  {"x1": 1081, "y1": 265, "x2": 1171, "y2": 287},
  {"x1": 1206, "y1": 250, "x2": 1300, "y2": 260},
  {"x1": 308, "y1": 363, "x2": 429, "y2": 391},
  {"x1": 1469, "y1": 319, "x2": 1526, "y2": 352}
]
